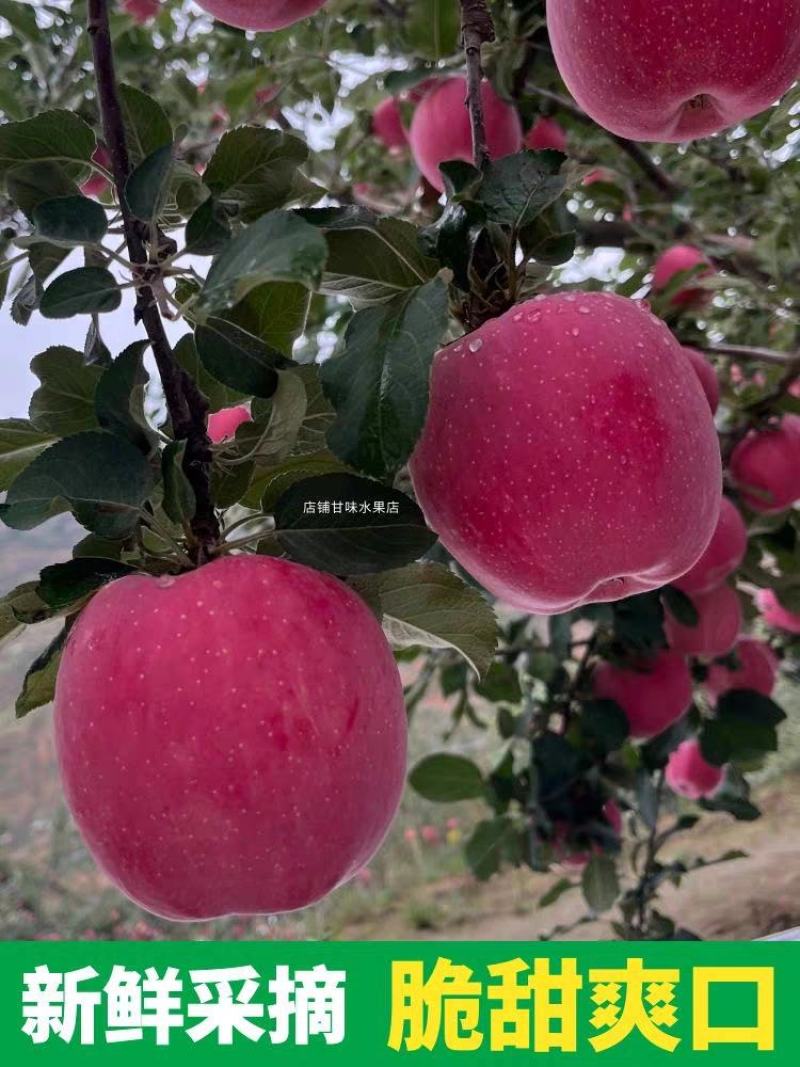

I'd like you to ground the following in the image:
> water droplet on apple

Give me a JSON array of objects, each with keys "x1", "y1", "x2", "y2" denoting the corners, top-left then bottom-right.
[
  {"x1": 468, "y1": 338, "x2": 483, "y2": 352},
  {"x1": 156, "y1": 576, "x2": 176, "y2": 589}
]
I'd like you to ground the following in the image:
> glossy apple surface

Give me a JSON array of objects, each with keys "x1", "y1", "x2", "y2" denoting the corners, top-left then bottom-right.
[
  {"x1": 730, "y1": 415, "x2": 800, "y2": 513},
  {"x1": 592, "y1": 650, "x2": 692, "y2": 739},
  {"x1": 673, "y1": 496, "x2": 746, "y2": 596},
  {"x1": 682, "y1": 347, "x2": 719, "y2": 413},
  {"x1": 525, "y1": 117, "x2": 568, "y2": 152},
  {"x1": 705, "y1": 637, "x2": 778, "y2": 701},
  {"x1": 194, "y1": 0, "x2": 326, "y2": 31},
  {"x1": 666, "y1": 739, "x2": 724, "y2": 799}
]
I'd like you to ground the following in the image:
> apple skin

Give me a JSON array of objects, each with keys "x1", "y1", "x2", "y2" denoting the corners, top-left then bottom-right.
[
  {"x1": 665, "y1": 582, "x2": 742, "y2": 658},
  {"x1": 193, "y1": 0, "x2": 326, "y2": 31},
  {"x1": 652, "y1": 245, "x2": 714, "y2": 308},
  {"x1": 54, "y1": 556, "x2": 407, "y2": 920},
  {"x1": 207, "y1": 404, "x2": 252, "y2": 443},
  {"x1": 81, "y1": 145, "x2": 111, "y2": 199},
  {"x1": 592, "y1": 650, "x2": 692, "y2": 739},
  {"x1": 408, "y1": 77, "x2": 523, "y2": 192},
  {"x1": 682, "y1": 347, "x2": 719, "y2": 413},
  {"x1": 705, "y1": 637, "x2": 778, "y2": 702},
  {"x1": 756, "y1": 588, "x2": 800, "y2": 635},
  {"x1": 122, "y1": 0, "x2": 159, "y2": 22},
  {"x1": 730, "y1": 415, "x2": 800, "y2": 514},
  {"x1": 547, "y1": 0, "x2": 800, "y2": 142},
  {"x1": 525, "y1": 117, "x2": 568, "y2": 153},
  {"x1": 409, "y1": 291, "x2": 722, "y2": 614},
  {"x1": 672, "y1": 496, "x2": 747, "y2": 596},
  {"x1": 372, "y1": 97, "x2": 408, "y2": 150},
  {"x1": 665, "y1": 739, "x2": 724, "y2": 799}
]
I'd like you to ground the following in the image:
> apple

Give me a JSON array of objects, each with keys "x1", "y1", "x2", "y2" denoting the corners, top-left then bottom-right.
[
  {"x1": 665, "y1": 739, "x2": 724, "y2": 799},
  {"x1": 730, "y1": 415, "x2": 800, "y2": 513},
  {"x1": 207, "y1": 405, "x2": 252, "y2": 444},
  {"x1": 193, "y1": 0, "x2": 327, "y2": 30},
  {"x1": 408, "y1": 76, "x2": 523, "y2": 192},
  {"x1": 54, "y1": 555, "x2": 407, "y2": 920},
  {"x1": 81, "y1": 145, "x2": 112, "y2": 199},
  {"x1": 372, "y1": 97, "x2": 408, "y2": 150},
  {"x1": 409, "y1": 291, "x2": 722, "y2": 614},
  {"x1": 593, "y1": 650, "x2": 692, "y2": 739},
  {"x1": 525, "y1": 116, "x2": 568, "y2": 153},
  {"x1": 705, "y1": 637, "x2": 778, "y2": 702},
  {"x1": 664, "y1": 582, "x2": 742, "y2": 658},
  {"x1": 672, "y1": 496, "x2": 747, "y2": 596},
  {"x1": 756, "y1": 588, "x2": 800, "y2": 635},
  {"x1": 122, "y1": 0, "x2": 159, "y2": 22},
  {"x1": 652, "y1": 245, "x2": 714, "y2": 308},
  {"x1": 547, "y1": 0, "x2": 800, "y2": 141},
  {"x1": 682, "y1": 347, "x2": 719, "y2": 413}
]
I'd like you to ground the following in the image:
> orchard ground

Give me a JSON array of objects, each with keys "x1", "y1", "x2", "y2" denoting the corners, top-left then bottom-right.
[{"x1": 2, "y1": 520, "x2": 800, "y2": 942}]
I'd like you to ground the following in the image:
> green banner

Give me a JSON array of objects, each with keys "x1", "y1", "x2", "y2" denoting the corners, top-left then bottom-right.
[{"x1": 1, "y1": 941, "x2": 798, "y2": 1062}]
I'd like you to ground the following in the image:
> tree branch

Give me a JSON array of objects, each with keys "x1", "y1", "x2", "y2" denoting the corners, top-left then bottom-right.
[
  {"x1": 459, "y1": 0, "x2": 495, "y2": 169},
  {"x1": 704, "y1": 343, "x2": 799, "y2": 367},
  {"x1": 86, "y1": 0, "x2": 219, "y2": 563}
]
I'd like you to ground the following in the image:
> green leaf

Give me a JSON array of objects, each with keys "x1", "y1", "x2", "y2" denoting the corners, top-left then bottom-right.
[
  {"x1": 40, "y1": 267, "x2": 121, "y2": 318},
  {"x1": 230, "y1": 371, "x2": 307, "y2": 467},
  {"x1": 579, "y1": 699, "x2": 631, "y2": 754},
  {"x1": 185, "y1": 195, "x2": 231, "y2": 256},
  {"x1": 94, "y1": 341, "x2": 154, "y2": 452},
  {"x1": 6, "y1": 162, "x2": 81, "y2": 218},
  {"x1": 663, "y1": 585, "x2": 699, "y2": 627},
  {"x1": 612, "y1": 591, "x2": 666, "y2": 653},
  {"x1": 173, "y1": 333, "x2": 245, "y2": 413},
  {"x1": 478, "y1": 150, "x2": 566, "y2": 232},
  {"x1": 195, "y1": 318, "x2": 290, "y2": 398},
  {"x1": 581, "y1": 854, "x2": 620, "y2": 913},
  {"x1": 321, "y1": 275, "x2": 449, "y2": 478},
  {"x1": 700, "y1": 690, "x2": 786, "y2": 765},
  {"x1": 203, "y1": 126, "x2": 321, "y2": 222},
  {"x1": 273, "y1": 472, "x2": 436, "y2": 575},
  {"x1": 33, "y1": 195, "x2": 108, "y2": 246},
  {"x1": 0, "y1": 109, "x2": 95, "y2": 181},
  {"x1": 249, "y1": 452, "x2": 347, "y2": 513},
  {"x1": 409, "y1": 753, "x2": 486, "y2": 802},
  {"x1": 37, "y1": 558, "x2": 136, "y2": 612},
  {"x1": 405, "y1": 0, "x2": 460, "y2": 61},
  {"x1": 16, "y1": 624, "x2": 68, "y2": 718},
  {"x1": 226, "y1": 282, "x2": 311, "y2": 357},
  {"x1": 474, "y1": 661, "x2": 523, "y2": 703},
  {"x1": 465, "y1": 816, "x2": 520, "y2": 881},
  {"x1": 162, "y1": 440, "x2": 197, "y2": 525},
  {"x1": 28, "y1": 346, "x2": 103, "y2": 436},
  {"x1": 118, "y1": 83, "x2": 172, "y2": 164},
  {"x1": 200, "y1": 210, "x2": 327, "y2": 313},
  {"x1": 0, "y1": 431, "x2": 156, "y2": 538},
  {"x1": 0, "y1": 419, "x2": 56, "y2": 491},
  {"x1": 125, "y1": 144, "x2": 173, "y2": 222},
  {"x1": 539, "y1": 877, "x2": 578, "y2": 909},
  {"x1": 4, "y1": 581, "x2": 56, "y2": 625},
  {"x1": 350, "y1": 562, "x2": 497, "y2": 677}
]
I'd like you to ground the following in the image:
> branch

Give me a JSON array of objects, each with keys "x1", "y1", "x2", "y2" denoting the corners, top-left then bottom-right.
[
  {"x1": 87, "y1": 0, "x2": 219, "y2": 562},
  {"x1": 459, "y1": 0, "x2": 495, "y2": 169},
  {"x1": 704, "y1": 343, "x2": 799, "y2": 367}
]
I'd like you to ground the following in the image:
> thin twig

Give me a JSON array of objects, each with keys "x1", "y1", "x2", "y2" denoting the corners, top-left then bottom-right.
[
  {"x1": 705, "y1": 343, "x2": 799, "y2": 367},
  {"x1": 86, "y1": 0, "x2": 219, "y2": 563},
  {"x1": 459, "y1": 0, "x2": 495, "y2": 169}
]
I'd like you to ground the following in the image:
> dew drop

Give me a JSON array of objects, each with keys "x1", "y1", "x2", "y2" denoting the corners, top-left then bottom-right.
[
  {"x1": 156, "y1": 576, "x2": 176, "y2": 589},
  {"x1": 512, "y1": 312, "x2": 523, "y2": 322},
  {"x1": 468, "y1": 338, "x2": 483, "y2": 352},
  {"x1": 578, "y1": 305, "x2": 591, "y2": 314}
]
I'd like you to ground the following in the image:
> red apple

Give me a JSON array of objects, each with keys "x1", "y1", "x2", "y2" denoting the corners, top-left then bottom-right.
[
  {"x1": 54, "y1": 556, "x2": 407, "y2": 920},
  {"x1": 193, "y1": 0, "x2": 327, "y2": 30},
  {"x1": 665, "y1": 739, "x2": 724, "y2": 799},
  {"x1": 593, "y1": 650, "x2": 692, "y2": 739},
  {"x1": 730, "y1": 415, "x2": 800, "y2": 513},
  {"x1": 582, "y1": 167, "x2": 615, "y2": 186},
  {"x1": 682, "y1": 347, "x2": 719, "y2": 413},
  {"x1": 673, "y1": 496, "x2": 747, "y2": 596},
  {"x1": 409, "y1": 292, "x2": 721, "y2": 614},
  {"x1": 525, "y1": 116, "x2": 568, "y2": 153},
  {"x1": 207, "y1": 404, "x2": 252, "y2": 443},
  {"x1": 372, "y1": 97, "x2": 408, "y2": 150},
  {"x1": 665, "y1": 582, "x2": 742, "y2": 658},
  {"x1": 408, "y1": 76, "x2": 523, "y2": 192},
  {"x1": 652, "y1": 245, "x2": 714, "y2": 308},
  {"x1": 756, "y1": 588, "x2": 800, "y2": 635},
  {"x1": 547, "y1": 0, "x2": 800, "y2": 141},
  {"x1": 705, "y1": 637, "x2": 778, "y2": 702},
  {"x1": 122, "y1": 0, "x2": 159, "y2": 22},
  {"x1": 81, "y1": 145, "x2": 112, "y2": 199}
]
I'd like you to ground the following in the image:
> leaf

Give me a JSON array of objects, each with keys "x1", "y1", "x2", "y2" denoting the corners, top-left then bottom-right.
[
  {"x1": 6, "y1": 162, "x2": 81, "y2": 218},
  {"x1": 162, "y1": 441, "x2": 196, "y2": 525},
  {"x1": 474, "y1": 662, "x2": 523, "y2": 703},
  {"x1": 321, "y1": 275, "x2": 449, "y2": 478},
  {"x1": 700, "y1": 690, "x2": 786, "y2": 765},
  {"x1": 195, "y1": 318, "x2": 290, "y2": 398},
  {"x1": 579, "y1": 699, "x2": 630, "y2": 754},
  {"x1": 185, "y1": 195, "x2": 231, "y2": 256},
  {"x1": 478, "y1": 150, "x2": 566, "y2": 232},
  {"x1": 409, "y1": 753, "x2": 486, "y2": 802},
  {"x1": 226, "y1": 281, "x2": 311, "y2": 357},
  {"x1": 173, "y1": 333, "x2": 245, "y2": 413},
  {"x1": 125, "y1": 144, "x2": 173, "y2": 222},
  {"x1": 0, "y1": 419, "x2": 56, "y2": 491},
  {"x1": 465, "y1": 816, "x2": 519, "y2": 881},
  {"x1": 40, "y1": 267, "x2": 121, "y2": 318},
  {"x1": 405, "y1": 0, "x2": 460, "y2": 61},
  {"x1": 4, "y1": 581, "x2": 56, "y2": 624},
  {"x1": 37, "y1": 558, "x2": 136, "y2": 612},
  {"x1": 612, "y1": 591, "x2": 666, "y2": 653},
  {"x1": 0, "y1": 431, "x2": 156, "y2": 538},
  {"x1": 118, "y1": 83, "x2": 172, "y2": 164},
  {"x1": 581, "y1": 854, "x2": 620, "y2": 913},
  {"x1": 11, "y1": 272, "x2": 41, "y2": 323},
  {"x1": 231, "y1": 371, "x2": 307, "y2": 467},
  {"x1": 28, "y1": 346, "x2": 103, "y2": 436},
  {"x1": 203, "y1": 126, "x2": 320, "y2": 222},
  {"x1": 663, "y1": 585, "x2": 699, "y2": 627},
  {"x1": 248, "y1": 452, "x2": 348, "y2": 513},
  {"x1": 32, "y1": 196, "x2": 108, "y2": 246},
  {"x1": 273, "y1": 472, "x2": 436, "y2": 575},
  {"x1": 16, "y1": 625, "x2": 68, "y2": 718},
  {"x1": 94, "y1": 341, "x2": 154, "y2": 452},
  {"x1": 351, "y1": 563, "x2": 497, "y2": 677},
  {"x1": 200, "y1": 210, "x2": 327, "y2": 314},
  {"x1": 0, "y1": 109, "x2": 95, "y2": 180},
  {"x1": 539, "y1": 877, "x2": 578, "y2": 908}
]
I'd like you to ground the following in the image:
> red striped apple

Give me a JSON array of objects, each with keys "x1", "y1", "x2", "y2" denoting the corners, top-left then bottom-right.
[
  {"x1": 673, "y1": 496, "x2": 746, "y2": 596},
  {"x1": 547, "y1": 0, "x2": 800, "y2": 141},
  {"x1": 592, "y1": 650, "x2": 692, "y2": 739},
  {"x1": 193, "y1": 0, "x2": 326, "y2": 30},
  {"x1": 730, "y1": 415, "x2": 800, "y2": 513},
  {"x1": 410, "y1": 291, "x2": 721, "y2": 614},
  {"x1": 665, "y1": 739, "x2": 724, "y2": 799},
  {"x1": 665, "y1": 582, "x2": 742, "y2": 657},
  {"x1": 55, "y1": 556, "x2": 407, "y2": 920},
  {"x1": 705, "y1": 637, "x2": 778, "y2": 702}
]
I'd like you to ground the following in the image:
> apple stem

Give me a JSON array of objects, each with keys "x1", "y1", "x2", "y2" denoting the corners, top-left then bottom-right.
[
  {"x1": 86, "y1": 0, "x2": 220, "y2": 565},
  {"x1": 459, "y1": 0, "x2": 495, "y2": 170}
]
